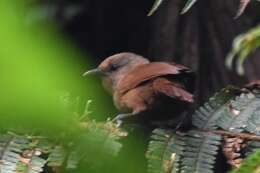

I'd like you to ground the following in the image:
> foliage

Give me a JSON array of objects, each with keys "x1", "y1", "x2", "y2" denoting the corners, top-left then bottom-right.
[
  {"x1": 148, "y1": 0, "x2": 165, "y2": 16},
  {"x1": 0, "y1": 123, "x2": 126, "y2": 173},
  {"x1": 2, "y1": 1, "x2": 260, "y2": 173},
  {"x1": 148, "y1": 0, "x2": 260, "y2": 76},
  {"x1": 148, "y1": 0, "x2": 197, "y2": 16},
  {"x1": 231, "y1": 150, "x2": 260, "y2": 173},
  {"x1": 148, "y1": 0, "x2": 259, "y2": 17},
  {"x1": 147, "y1": 130, "x2": 222, "y2": 173},
  {"x1": 147, "y1": 86, "x2": 260, "y2": 173},
  {"x1": 146, "y1": 129, "x2": 184, "y2": 173},
  {"x1": 2, "y1": 85, "x2": 260, "y2": 173},
  {"x1": 192, "y1": 86, "x2": 240, "y2": 130},
  {"x1": 0, "y1": 98, "x2": 127, "y2": 173},
  {"x1": 226, "y1": 25, "x2": 260, "y2": 75}
]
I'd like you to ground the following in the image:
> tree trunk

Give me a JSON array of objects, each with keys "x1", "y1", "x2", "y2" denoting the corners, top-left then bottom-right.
[
  {"x1": 48, "y1": 0, "x2": 260, "y2": 102},
  {"x1": 148, "y1": 0, "x2": 260, "y2": 104}
]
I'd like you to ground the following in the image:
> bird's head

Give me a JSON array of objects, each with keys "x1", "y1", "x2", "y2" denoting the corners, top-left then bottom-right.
[{"x1": 83, "y1": 52, "x2": 149, "y2": 92}]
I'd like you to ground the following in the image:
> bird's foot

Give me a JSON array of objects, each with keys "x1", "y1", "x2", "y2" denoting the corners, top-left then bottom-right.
[{"x1": 112, "y1": 113, "x2": 135, "y2": 127}]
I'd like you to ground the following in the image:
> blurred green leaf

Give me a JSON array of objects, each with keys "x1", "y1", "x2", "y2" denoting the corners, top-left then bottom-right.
[
  {"x1": 226, "y1": 25, "x2": 260, "y2": 75},
  {"x1": 230, "y1": 150, "x2": 260, "y2": 173},
  {"x1": 0, "y1": 0, "x2": 116, "y2": 137}
]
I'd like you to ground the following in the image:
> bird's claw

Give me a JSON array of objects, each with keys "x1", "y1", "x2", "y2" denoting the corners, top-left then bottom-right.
[
  {"x1": 112, "y1": 115, "x2": 124, "y2": 127},
  {"x1": 112, "y1": 113, "x2": 135, "y2": 127}
]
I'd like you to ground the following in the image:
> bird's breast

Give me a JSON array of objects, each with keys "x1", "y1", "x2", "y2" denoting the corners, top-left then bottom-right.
[
  {"x1": 112, "y1": 91, "x2": 131, "y2": 113},
  {"x1": 101, "y1": 77, "x2": 114, "y2": 94}
]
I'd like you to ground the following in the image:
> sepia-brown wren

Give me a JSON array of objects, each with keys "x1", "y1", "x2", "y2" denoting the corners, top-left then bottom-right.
[{"x1": 83, "y1": 52, "x2": 195, "y2": 128}]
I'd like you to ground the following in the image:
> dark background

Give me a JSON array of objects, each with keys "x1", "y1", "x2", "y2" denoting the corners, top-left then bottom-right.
[{"x1": 37, "y1": 0, "x2": 260, "y2": 104}]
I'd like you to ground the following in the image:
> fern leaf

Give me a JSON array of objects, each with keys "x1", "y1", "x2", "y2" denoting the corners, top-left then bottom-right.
[
  {"x1": 47, "y1": 146, "x2": 66, "y2": 167},
  {"x1": 245, "y1": 106, "x2": 260, "y2": 135},
  {"x1": 0, "y1": 135, "x2": 29, "y2": 173},
  {"x1": 217, "y1": 92, "x2": 260, "y2": 132},
  {"x1": 148, "y1": 0, "x2": 164, "y2": 16},
  {"x1": 0, "y1": 134, "x2": 47, "y2": 173},
  {"x1": 192, "y1": 86, "x2": 239, "y2": 130},
  {"x1": 181, "y1": 0, "x2": 197, "y2": 14},
  {"x1": 25, "y1": 156, "x2": 46, "y2": 173},
  {"x1": 146, "y1": 129, "x2": 184, "y2": 173},
  {"x1": 66, "y1": 150, "x2": 80, "y2": 169},
  {"x1": 181, "y1": 131, "x2": 222, "y2": 173}
]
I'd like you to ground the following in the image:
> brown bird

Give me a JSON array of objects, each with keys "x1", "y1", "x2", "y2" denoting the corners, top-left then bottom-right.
[{"x1": 83, "y1": 52, "x2": 195, "y2": 127}]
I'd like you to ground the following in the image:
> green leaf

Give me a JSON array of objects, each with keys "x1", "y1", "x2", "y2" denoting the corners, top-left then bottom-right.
[
  {"x1": 231, "y1": 150, "x2": 260, "y2": 173},
  {"x1": 148, "y1": 0, "x2": 164, "y2": 16},
  {"x1": 181, "y1": 0, "x2": 197, "y2": 14},
  {"x1": 226, "y1": 25, "x2": 260, "y2": 75}
]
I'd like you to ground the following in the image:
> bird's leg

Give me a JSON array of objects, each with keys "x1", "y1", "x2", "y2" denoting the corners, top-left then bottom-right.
[{"x1": 112, "y1": 112, "x2": 138, "y2": 127}]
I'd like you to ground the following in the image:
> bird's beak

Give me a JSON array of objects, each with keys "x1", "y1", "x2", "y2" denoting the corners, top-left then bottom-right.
[{"x1": 83, "y1": 68, "x2": 102, "y2": 76}]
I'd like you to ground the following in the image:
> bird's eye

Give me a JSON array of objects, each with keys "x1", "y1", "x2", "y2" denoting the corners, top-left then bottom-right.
[
  {"x1": 110, "y1": 64, "x2": 118, "y2": 71},
  {"x1": 109, "y1": 59, "x2": 129, "y2": 72}
]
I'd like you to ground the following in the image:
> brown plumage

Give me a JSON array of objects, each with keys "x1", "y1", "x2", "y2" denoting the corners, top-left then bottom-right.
[{"x1": 84, "y1": 52, "x2": 195, "y2": 127}]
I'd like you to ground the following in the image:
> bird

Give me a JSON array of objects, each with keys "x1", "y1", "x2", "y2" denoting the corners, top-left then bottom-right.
[{"x1": 83, "y1": 52, "x2": 195, "y2": 128}]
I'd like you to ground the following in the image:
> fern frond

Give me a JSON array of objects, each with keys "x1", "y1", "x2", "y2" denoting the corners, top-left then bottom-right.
[
  {"x1": 87, "y1": 123, "x2": 124, "y2": 157},
  {"x1": 181, "y1": 131, "x2": 222, "y2": 173},
  {"x1": 0, "y1": 135, "x2": 29, "y2": 173},
  {"x1": 0, "y1": 133, "x2": 48, "y2": 173},
  {"x1": 0, "y1": 118, "x2": 125, "y2": 173},
  {"x1": 47, "y1": 146, "x2": 66, "y2": 167},
  {"x1": 146, "y1": 129, "x2": 184, "y2": 173},
  {"x1": 22, "y1": 155, "x2": 47, "y2": 173},
  {"x1": 217, "y1": 92, "x2": 260, "y2": 133},
  {"x1": 66, "y1": 150, "x2": 80, "y2": 169},
  {"x1": 245, "y1": 106, "x2": 260, "y2": 135},
  {"x1": 192, "y1": 86, "x2": 239, "y2": 130}
]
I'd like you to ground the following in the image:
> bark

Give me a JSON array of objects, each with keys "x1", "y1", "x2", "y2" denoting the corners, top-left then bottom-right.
[{"x1": 148, "y1": 0, "x2": 260, "y2": 104}]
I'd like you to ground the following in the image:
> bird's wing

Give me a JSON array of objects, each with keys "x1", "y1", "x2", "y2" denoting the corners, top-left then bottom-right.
[
  {"x1": 117, "y1": 62, "x2": 193, "y2": 94},
  {"x1": 152, "y1": 78, "x2": 194, "y2": 103}
]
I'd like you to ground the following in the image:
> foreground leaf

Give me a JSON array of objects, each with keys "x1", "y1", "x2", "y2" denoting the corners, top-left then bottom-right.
[
  {"x1": 148, "y1": 0, "x2": 164, "y2": 16},
  {"x1": 234, "y1": 0, "x2": 251, "y2": 19},
  {"x1": 181, "y1": 0, "x2": 197, "y2": 14}
]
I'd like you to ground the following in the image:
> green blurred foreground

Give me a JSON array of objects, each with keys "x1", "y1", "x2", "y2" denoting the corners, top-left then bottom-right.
[
  {"x1": 0, "y1": 1, "x2": 145, "y2": 173},
  {"x1": 0, "y1": 1, "x2": 105, "y2": 134}
]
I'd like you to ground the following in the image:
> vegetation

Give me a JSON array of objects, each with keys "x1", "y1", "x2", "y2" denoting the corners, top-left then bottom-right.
[{"x1": 1, "y1": 0, "x2": 260, "y2": 173}]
